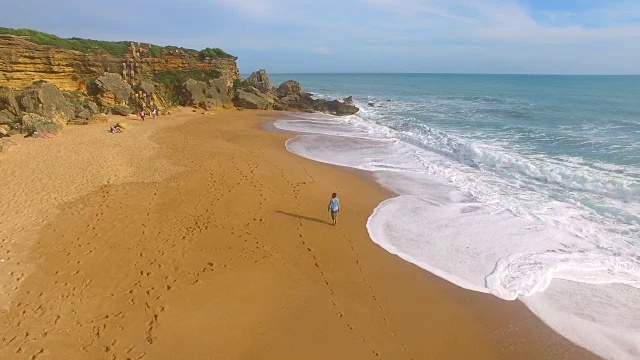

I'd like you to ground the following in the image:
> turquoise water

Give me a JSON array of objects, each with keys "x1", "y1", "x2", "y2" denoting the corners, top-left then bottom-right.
[{"x1": 270, "y1": 74, "x2": 640, "y2": 359}]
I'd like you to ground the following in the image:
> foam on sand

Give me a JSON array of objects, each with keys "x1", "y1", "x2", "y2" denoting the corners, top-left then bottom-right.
[{"x1": 276, "y1": 112, "x2": 640, "y2": 360}]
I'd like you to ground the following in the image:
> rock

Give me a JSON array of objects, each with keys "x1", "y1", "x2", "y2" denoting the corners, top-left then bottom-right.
[
  {"x1": 245, "y1": 69, "x2": 271, "y2": 93},
  {"x1": 0, "y1": 138, "x2": 15, "y2": 153},
  {"x1": 18, "y1": 82, "x2": 75, "y2": 125},
  {"x1": 69, "y1": 112, "x2": 108, "y2": 125},
  {"x1": 112, "y1": 105, "x2": 132, "y2": 116},
  {"x1": 276, "y1": 80, "x2": 302, "y2": 97},
  {"x1": 140, "y1": 81, "x2": 156, "y2": 95},
  {"x1": 0, "y1": 110, "x2": 16, "y2": 125},
  {"x1": 234, "y1": 88, "x2": 270, "y2": 110},
  {"x1": 93, "y1": 73, "x2": 134, "y2": 108},
  {"x1": 0, "y1": 87, "x2": 21, "y2": 118},
  {"x1": 0, "y1": 126, "x2": 8, "y2": 136},
  {"x1": 367, "y1": 102, "x2": 375, "y2": 107},
  {"x1": 85, "y1": 101, "x2": 99, "y2": 114},
  {"x1": 75, "y1": 109, "x2": 92, "y2": 120},
  {"x1": 343, "y1": 96, "x2": 353, "y2": 104},
  {"x1": 21, "y1": 113, "x2": 64, "y2": 136},
  {"x1": 273, "y1": 103, "x2": 287, "y2": 111},
  {"x1": 180, "y1": 79, "x2": 231, "y2": 110},
  {"x1": 317, "y1": 100, "x2": 360, "y2": 116}
]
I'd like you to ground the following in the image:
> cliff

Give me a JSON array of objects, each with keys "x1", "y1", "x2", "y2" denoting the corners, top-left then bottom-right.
[
  {"x1": 0, "y1": 33, "x2": 239, "y2": 91},
  {"x1": 0, "y1": 29, "x2": 358, "y2": 142}
]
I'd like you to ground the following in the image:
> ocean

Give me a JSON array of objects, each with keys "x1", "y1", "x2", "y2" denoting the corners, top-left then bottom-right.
[{"x1": 269, "y1": 73, "x2": 639, "y2": 359}]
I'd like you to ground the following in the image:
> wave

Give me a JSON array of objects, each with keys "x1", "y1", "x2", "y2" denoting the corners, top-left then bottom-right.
[{"x1": 274, "y1": 110, "x2": 640, "y2": 359}]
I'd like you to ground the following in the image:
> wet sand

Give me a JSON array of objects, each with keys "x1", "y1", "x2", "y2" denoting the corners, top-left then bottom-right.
[{"x1": 0, "y1": 108, "x2": 598, "y2": 359}]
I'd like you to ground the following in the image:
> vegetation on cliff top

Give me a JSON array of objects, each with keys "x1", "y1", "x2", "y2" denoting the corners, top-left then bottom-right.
[{"x1": 0, "y1": 28, "x2": 234, "y2": 58}]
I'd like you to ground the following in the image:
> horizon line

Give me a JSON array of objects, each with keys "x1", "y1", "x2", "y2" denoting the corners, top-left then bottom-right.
[{"x1": 245, "y1": 72, "x2": 640, "y2": 76}]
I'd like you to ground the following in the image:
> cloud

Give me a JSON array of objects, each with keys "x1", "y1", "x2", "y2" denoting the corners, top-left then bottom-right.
[
  {"x1": 1, "y1": 0, "x2": 639, "y2": 73},
  {"x1": 312, "y1": 47, "x2": 333, "y2": 55}
]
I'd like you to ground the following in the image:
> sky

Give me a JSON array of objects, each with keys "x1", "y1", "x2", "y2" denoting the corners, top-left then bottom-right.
[{"x1": 1, "y1": 0, "x2": 640, "y2": 74}]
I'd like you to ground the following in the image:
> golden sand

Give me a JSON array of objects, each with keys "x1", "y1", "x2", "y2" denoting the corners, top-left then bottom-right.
[{"x1": 0, "y1": 109, "x2": 597, "y2": 359}]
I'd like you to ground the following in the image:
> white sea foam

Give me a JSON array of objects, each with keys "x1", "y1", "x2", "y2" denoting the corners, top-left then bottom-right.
[{"x1": 275, "y1": 111, "x2": 640, "y2": 359}]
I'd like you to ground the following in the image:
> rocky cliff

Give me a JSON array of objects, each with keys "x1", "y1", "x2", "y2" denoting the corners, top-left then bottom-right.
[
  {"x1": 0, "y1": 29, "x2": 358, "y2": 142},
  {"x1": 0, "y1": 33, "x2": 239, "y2": 91}
]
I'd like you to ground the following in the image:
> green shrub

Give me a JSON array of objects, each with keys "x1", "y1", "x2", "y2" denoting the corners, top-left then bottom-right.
[
  {"x1": 199, "y1": 47, "x2": 233, "y2": 59},
  {"x1": 146, "y1": 44, "x2": 165, "y2": 57},
  {"x1": 0, "y1": 27, "x2": 129, "y2": 56},
  {"x1": 232, "y1": 79, "x2": 246, "y2": 90},
  {"x1": 0, "y1": 27, "x2": 233, "y2": 61}
]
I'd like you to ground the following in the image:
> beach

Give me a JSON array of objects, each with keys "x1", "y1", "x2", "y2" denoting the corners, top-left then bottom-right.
[{"x1": 0, "y1": 108, "x2": 598, "y2": 359}]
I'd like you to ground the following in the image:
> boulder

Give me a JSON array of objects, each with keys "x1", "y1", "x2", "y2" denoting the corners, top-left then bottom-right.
[
  {"x1": 276, "y1": 80, "x2": 302, "y2": 97},
  {"x1": 0, "y1": 110, "x2": 16, "y2": 125},
  {"x1": 75, "y1": 109, "x2": 92, "y2": 120},
  {"x1": 85, "y1": 101, "x2": 99, "y2": 114},
  {"x1": 0, "y1": 87, "x2": 20, "y2": 118},
  {"x1": 320, "y1": 100, "x2": 359, "y2": 116},
  {"x1": 180, "y1": 79, "x2": 231, "y2": 110},
  {"x1": 245, "y1": 69, "x2": 271, "y2": 93},
  {"x1": 343, "y1": 96, "x2": 353, "y2": 104},
  {"x1": 140, "y1": 81, "x2": 156, "y2": 95},
  {"x1": 0, "y1": 125, "x2": 8, "y2": 136},
  {"x1": 94, "y1": 73, "x2": 134, "y2": 108},
  {"x1": 112, "y1": 105, "x2": 132, "y2": 116},
  {"x1": 21, "y1": 113, "x2": 64, "y2": 136},
  {"x1": 18, "y1": 82, "x2": 74, "y2": 125},
  {"x1": 234, "y1": 89, "x2": 270, "y2": 110}
]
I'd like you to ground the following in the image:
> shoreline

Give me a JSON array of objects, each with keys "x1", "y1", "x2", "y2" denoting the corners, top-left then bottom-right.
[{"x1": 0, "y1": 108, "x2": 597, "y2": 359}]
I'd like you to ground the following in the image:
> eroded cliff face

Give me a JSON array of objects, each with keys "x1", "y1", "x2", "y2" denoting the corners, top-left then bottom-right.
[{"x1": 0, "y1": 34, "x2": 239, "y2": 91}]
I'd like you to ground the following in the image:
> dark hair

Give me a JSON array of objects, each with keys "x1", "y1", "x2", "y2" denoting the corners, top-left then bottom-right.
[{"x1": 332, "y1": 193, "x2": 337, "y2": 198}]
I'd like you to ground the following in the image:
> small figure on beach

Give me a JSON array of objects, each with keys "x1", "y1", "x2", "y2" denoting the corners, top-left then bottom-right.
[
  {"x1": 109, "y1": 125, "x2": 122, "y2": 134},
  {"x1": 139, "y1": 109, "x2": 146, "y2": 121},
  {"x1": 151, "y1": 108, "x2": 158, "y2": 119},
  {"x1": 327, "y1": 192, "x2": 340, "y2": 225}
]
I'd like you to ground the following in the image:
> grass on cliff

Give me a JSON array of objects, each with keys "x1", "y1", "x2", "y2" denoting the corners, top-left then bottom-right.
[
  {"x1": 199, "y1": 47, "x2": 233, "y2": 59},
  {"x1": 0, "y1": 28, "x2": 129, "y2": 56},
  {"x1": 0, "y1": 28, "x2": 235, "y2": 58}
]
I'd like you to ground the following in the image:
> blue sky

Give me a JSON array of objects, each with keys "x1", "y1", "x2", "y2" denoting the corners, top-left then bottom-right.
[{"x1": 1, "y1": 0, "x2": 639, "y2": 74}]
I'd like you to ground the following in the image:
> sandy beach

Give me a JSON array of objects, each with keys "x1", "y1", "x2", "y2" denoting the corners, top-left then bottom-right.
[{"x1": 0, "y1": 108, "x2": 598, "y2": 359}]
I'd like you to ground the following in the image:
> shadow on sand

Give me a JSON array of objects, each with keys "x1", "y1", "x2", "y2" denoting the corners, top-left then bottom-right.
[{"x1": 275, "y1": 210, "x2": 333, "y2": 226}]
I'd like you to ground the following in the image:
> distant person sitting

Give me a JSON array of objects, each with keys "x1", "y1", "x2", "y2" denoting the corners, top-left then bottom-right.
[{"x1": 327, "y1": 192, "x2": 340, "y2": 225}]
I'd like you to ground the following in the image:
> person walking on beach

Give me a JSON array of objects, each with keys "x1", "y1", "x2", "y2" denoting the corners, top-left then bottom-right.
[
  {"x1": 139, "y1": 109, "x2": 146, "y2": 121},
  {"x1": 327, "y1": 193, "x2": 340, "y2": 225}
]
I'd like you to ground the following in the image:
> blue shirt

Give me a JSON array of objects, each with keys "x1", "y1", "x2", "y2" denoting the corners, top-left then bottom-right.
[{"x1": 328, "y1": 198, "x2": 340, "y2": 211}]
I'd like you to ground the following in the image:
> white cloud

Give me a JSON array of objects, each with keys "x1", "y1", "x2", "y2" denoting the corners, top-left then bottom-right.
[{"x1": 312, "y1": 47, "x2": 333, "y2": 55}]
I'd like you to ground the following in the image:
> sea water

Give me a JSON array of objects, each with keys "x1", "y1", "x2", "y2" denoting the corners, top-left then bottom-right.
[{"x1": 270, "y1": 74, "x2": 640, "y2": 359}]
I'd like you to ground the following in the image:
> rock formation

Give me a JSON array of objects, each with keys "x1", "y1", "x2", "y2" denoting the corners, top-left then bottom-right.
[
  {"x1": 245, "y1": 69, "x2": 271, "y2": 93},
  {"x1": 0, "y1": 33, "x2": 239, "y2": 92},
  {"x1": 18, "y1": 82, "x2": 74, "y2": 125},
  {"x1": 233, "y1": 71, "x2": 359, "y2": 116},
  {"x1": 180, "y1": 78, "x2": 232, "y2": 110},
  {"x1": 0, "y1": 28, "x2": 359, "y2": 140}
]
